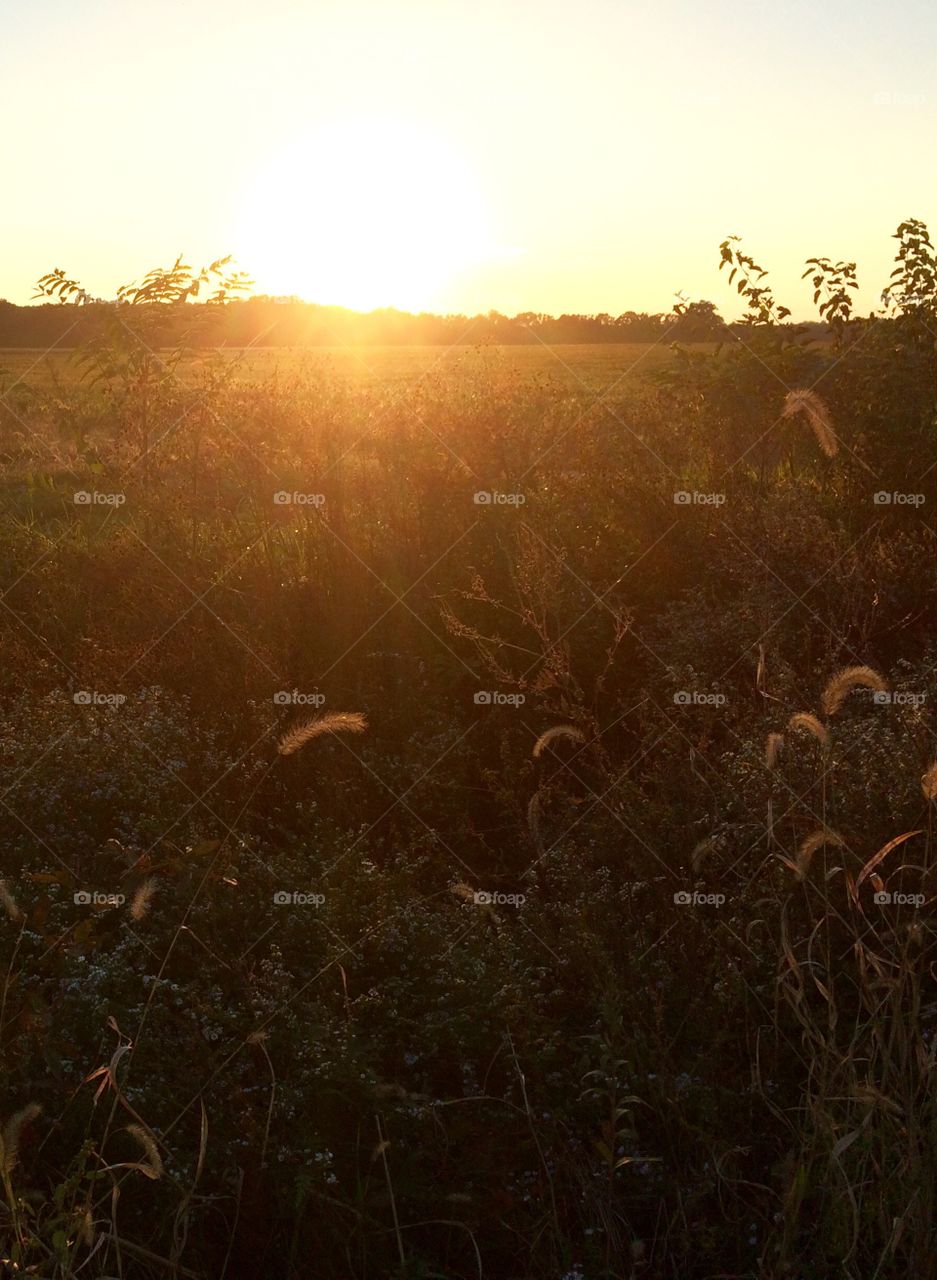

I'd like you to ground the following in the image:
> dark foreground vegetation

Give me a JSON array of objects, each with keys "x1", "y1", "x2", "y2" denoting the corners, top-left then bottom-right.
[{"x1": 2, "y1": 224, "x2": 937, "y2": 1278}]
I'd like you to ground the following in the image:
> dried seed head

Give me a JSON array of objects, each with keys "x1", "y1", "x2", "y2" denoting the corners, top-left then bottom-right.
[
  {"x1": 795, "y1": 828, "x2": 845, "y2": 880},
  {"x1": 125, "y1": 1124, "x2": 163, "y2": 1180},
  {"x1": 782, "y1": 389, "x2": 837, "y2": 458},
  {"x1": 532, "y1": 724, "x2": 586, "y2": 759},
  {"x1": 1, "y1": 1103, "x2": 41, "y2": 1174},
  {"x1": 130, "y1": 877, "x2": 158, "y2": 921},
  {"x1": 922, "y1": 763, "x2": 937, "y2": 801},
  {"x1": 278, "y1": 712, "x2": 367, "y2": 756},
  {"x1": 0, "y1": 880, "x2": 24, "y2": 924},
  {"x1": 787, "y1": 712, "x2": 830, "y2": 749},
  {"x1": 820, "y1": 666, "x2": 888, "y2": 718}
]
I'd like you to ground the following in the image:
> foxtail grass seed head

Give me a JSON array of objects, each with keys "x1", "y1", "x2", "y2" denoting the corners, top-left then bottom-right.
[
  {"x1": 130, "y1": 877, "x2": 158, "y2": 921},
  {"x1": 278, "y1": 711, "x2": 367, "y2": 756},
  {"x1": 691, "y1": 836, "x2": 717, "y2": 873},
  {"x1": 782, "y1": 388, "x2": 838, "y2": 458},
  {"x1": 77, "y1": 1207, "x2": 94, "y2": 1246},
  {"x1": 1, "y1": 1103, "x2": 41, "y2": 1175},
  {"x1": 0, "y1": 879, "x2": 24, "y2": 923},
  {"x1": 795, "y1": 828, "x2": 845, "y2": 880},
  {"x1": 527, "y1": 793, "x2": 545, "y2": 853},
  {"x1": 765, "y1": 732, "x2": 784, "y2": 769},
  {"x1": 532, "y1": 724, "x2": 585, "y2": 759},
  {"x1": 125, "y1": 1124, "x2": 163, "y2": 1180},
  {"x1": 787, "y1": 712, "x2": 830, "y2": 748},
  {"x1": 922, "y1": 763, "x2": 937, "y2": 801},
  {"x1": 820, "y1": 666, "x2": 888, "y2": 717},
  {"x1": 916, "y1": 757, "x2": 937, "y2": 798}
]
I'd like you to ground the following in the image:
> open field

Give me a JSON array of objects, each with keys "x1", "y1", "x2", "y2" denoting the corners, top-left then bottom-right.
[
  {"x1": 6, "y1": 0, "x2": 935, "y2": 1269},
  {"x1": 0, "y1": 341, "x2": 718, "y2": 393},
  {"x1": 2, "y1": 298, "x2": 937, "y2": 1279}
]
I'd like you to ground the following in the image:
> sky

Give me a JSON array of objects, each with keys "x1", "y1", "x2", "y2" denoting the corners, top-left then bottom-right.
[{"x1": 2, "y1": 0, "x2": 935, "y2": 320}]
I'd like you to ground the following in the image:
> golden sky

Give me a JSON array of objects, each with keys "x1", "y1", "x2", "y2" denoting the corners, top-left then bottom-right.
[{"x1": 3, "y1": 0, "x2": 935, "y2": 318}]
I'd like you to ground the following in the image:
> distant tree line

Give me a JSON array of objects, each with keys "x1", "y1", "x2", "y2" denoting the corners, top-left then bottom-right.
[{"x1": 0, "y1": 294, "x2": 828, "y2": 348}]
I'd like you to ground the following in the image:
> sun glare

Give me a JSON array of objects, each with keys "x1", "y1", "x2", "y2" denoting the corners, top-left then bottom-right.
[{"x1": 237, "y1": 119, "x2": 495, "y2": 312}]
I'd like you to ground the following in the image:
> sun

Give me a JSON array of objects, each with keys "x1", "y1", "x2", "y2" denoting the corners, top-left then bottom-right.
[{"x1": 237, "y1": 119, "x2": 494, "y2": 313}]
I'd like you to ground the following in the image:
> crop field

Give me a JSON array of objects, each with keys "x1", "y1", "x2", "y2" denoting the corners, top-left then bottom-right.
[{"x1": 0, "y1": 341, "x2": 716, "y2": 394}]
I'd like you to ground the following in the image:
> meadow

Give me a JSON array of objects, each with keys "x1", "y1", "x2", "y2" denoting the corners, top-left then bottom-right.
[
  {"x1": 0, "y1": 340, "x2": 710, "y2": 393},
  {"x1": 2, "y1": 229, "x2": 937, "y2": 1279}
]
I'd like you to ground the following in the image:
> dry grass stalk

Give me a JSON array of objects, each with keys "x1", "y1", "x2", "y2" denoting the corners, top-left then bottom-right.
[
  {"x1": 820, "y1": 666, "x2": 888, "y2": 717},
  {"x1": 278, "y1": 711, "x2": 367, "y2": 756},
  {"x1": 787, "y1": 712, "x2": 830, "y2": 749},
  {"x1": 782, "y1": 388, "x2": 838, "y2": 458},
  {"x1": 532, "y1": 724, "x2": 585, "y2": 759},
  {"x1": 795, "y1": 828, "x2": 845, "y2": 880}
]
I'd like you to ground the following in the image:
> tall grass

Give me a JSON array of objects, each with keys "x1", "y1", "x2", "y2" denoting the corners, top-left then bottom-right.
[{"x1": 2, "y1": 233, "x2": 937, "y2": 1277}]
